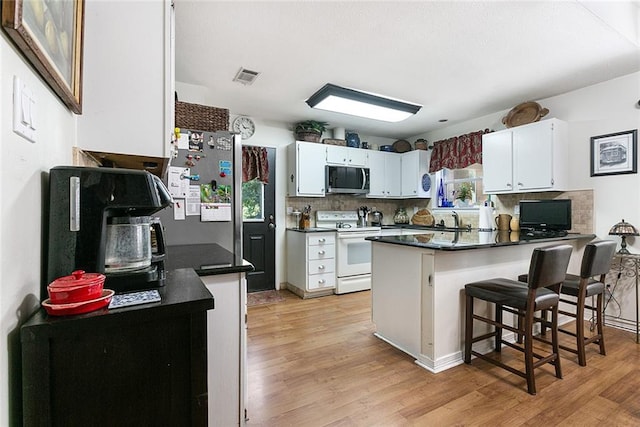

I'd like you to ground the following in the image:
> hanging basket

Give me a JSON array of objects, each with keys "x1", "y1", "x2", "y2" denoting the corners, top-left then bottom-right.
[{"x1": 296, "y1": 131, "x2": 321, "y2": 143}]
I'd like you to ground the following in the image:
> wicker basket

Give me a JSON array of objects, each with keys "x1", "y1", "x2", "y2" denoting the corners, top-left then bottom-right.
[
  {"x1": 322, "y1": 138, "x2": 347, "y2": 146},
  {"x1": 415, "y1": 139, "x2": 429, "y2": 150},
  {"x1": 296, "y1": 131, "x2": 322, "y2": 143},
  {"x1": 175, "y1": 101, "x2": 229, "y2": 132}
]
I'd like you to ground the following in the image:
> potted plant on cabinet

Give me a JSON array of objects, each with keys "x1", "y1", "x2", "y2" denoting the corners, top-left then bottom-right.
[
  {"x1": 455, "y1": 182, "x2": 474, "y2": 207},
  {"x1": 293, "y1": 120, "x2": 328, "y2": 143}
]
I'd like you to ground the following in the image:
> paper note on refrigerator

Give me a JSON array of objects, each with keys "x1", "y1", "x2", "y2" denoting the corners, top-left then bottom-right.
[
  {"x1": 201, "y1": 203, "x2": 232, "y2": 222},
  {"x1": 177, "y1": 133, "x2": 189, "y2": 150},
  {"x1": 168, "y1": 166, "x2": 189, "y2": 198},
  {"x1": 173, "y1": 199, "x2": 186, "y2": 220},
  {"x1": 186, "y1": 185, "x2": 201, "y2": 216}
]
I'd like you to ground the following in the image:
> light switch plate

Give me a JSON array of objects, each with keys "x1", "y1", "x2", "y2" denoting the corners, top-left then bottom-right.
[{"x1": 13, "y1": 76, "x2": 36, "y2": 142}]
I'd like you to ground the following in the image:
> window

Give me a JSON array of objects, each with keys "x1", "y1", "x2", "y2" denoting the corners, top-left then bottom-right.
[{"x1": 242, "y1": 179, "x2": 264, "y2": 220}]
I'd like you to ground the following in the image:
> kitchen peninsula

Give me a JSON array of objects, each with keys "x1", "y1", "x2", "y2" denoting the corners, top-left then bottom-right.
[{"x1": 367, "y1": 231, "x2": 595, "y2": 373}]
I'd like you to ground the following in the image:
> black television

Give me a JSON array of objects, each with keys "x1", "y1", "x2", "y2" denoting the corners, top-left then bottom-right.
[{"x1": 519, "y1": 199, "x2": 572, "y2": 232}]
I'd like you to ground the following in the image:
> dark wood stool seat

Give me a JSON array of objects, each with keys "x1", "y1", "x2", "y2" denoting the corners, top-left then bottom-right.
[
  {"x1": 464, "y1": 244, "x2": 573, "y2": 395},
  {"x1": 518, "y1": 240, "x2": 617, "y2": 366}
]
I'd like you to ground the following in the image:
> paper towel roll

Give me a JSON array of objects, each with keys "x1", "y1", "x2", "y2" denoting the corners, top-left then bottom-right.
[
  {"x1": 478, "y1": 206, "x2": 495, "y2": 231},
  {"x1": 333, "y1": 127, "x2": 345, "y2": 140}
]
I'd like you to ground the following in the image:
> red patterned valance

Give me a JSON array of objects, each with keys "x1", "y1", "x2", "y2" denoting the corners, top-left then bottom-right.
[
  {"x1": 428, "y1": 129, "x2": 491, "y2": 172},
  {"x1": 242, "y1": 146, "x2": 269, "y2": 184}
]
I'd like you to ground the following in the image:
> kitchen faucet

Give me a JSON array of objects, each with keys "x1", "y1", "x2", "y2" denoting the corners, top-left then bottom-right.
[{"x1": 452, "y1": 211, "x2": 459, "y2": 229}]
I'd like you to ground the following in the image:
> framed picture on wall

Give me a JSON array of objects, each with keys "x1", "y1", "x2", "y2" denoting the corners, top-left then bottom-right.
[
  {"x1": 590, "y1": 129, "x2": 638, "y2": 177},
  {"x1": 2, "y1": 0, "x2": 85, "y2": 114}
]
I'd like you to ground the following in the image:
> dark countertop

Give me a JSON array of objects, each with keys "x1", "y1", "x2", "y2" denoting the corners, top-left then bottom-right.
[
  {"x1": 367, "y1": 230, "x2": 597, "y2": 251},
  {"x1": 22, "y1": 268, "x2": 214, "y2": 328},
  {"x1": 166, "y1": 243, "x2": 254, "y2": 276},
  {"x1": 286, "y1": 227, "x2": 337, "y2": 233}
]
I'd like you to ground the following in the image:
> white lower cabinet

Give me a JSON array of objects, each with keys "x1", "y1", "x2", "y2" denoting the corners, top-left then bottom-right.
[
  {"x1": 286, "y1": 230, "x2": 336, "y2": 298},
  {"x1": 200, "y1": 272, "x2": 248, "y2": 426}
]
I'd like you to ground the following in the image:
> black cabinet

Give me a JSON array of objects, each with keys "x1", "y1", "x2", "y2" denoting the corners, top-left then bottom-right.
[{"x1": 21, "y1": 269, "x2": 214, "y2": 426}]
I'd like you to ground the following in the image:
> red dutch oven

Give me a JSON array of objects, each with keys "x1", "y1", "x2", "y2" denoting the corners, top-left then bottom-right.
[{"x1": 47, "y1": 270, "x2": 106, "y2": 304}]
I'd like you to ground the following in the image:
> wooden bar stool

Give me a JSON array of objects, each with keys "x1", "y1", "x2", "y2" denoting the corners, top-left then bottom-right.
[
  {"x1": 518, "y1": 240, "x2": 617, "y2": 366},
  {"x1": 464, "y1": 244, "x2": 573, "y2": 395}
]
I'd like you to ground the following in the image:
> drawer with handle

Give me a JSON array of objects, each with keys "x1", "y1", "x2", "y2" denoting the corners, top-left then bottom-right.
[
  {"x1": 308, "y1": 234, "x2": 336, "y2": 246},
  {"x1": 309, "y1": 245, "x2": 335, "y2": 260},
  {"x1": 308, "y1": 259, "x2": 335, "y2": 274},
  {"x1": 308, "y1": 272, "x2": 336, "y2": 290}
]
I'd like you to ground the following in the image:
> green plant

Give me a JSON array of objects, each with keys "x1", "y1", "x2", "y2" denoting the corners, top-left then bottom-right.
[
  {"x1": 456, "y1": 182, "x2": 474, "y2": 201},
  {"x1": 294, "y1": 120, "x2": 329, "y2": 135}
]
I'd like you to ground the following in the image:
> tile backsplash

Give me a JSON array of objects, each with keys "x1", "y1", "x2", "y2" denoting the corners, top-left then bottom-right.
[
  {"x1": 286, "y1": 189, "x2": 593, "y2": 234},
  {"x1": 285, "y1": 196, "x2": 419, "y2": 228}
]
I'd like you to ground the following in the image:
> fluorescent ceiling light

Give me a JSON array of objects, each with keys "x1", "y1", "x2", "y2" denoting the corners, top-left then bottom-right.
[{"x1": 306, "y1": 84, "x2": 421, "y2": 122}]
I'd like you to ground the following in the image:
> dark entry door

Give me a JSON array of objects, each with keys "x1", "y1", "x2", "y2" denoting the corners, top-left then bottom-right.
[{"x1": 242, "y1": 146, "x2": 276, "y2": 292}]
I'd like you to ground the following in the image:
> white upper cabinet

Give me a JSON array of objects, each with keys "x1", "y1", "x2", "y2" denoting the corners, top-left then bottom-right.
[
  {"x1": 326, "y1": 145, "x2": 368, "y2": 167},
  {"x1": 78, "y1": 0, "x2": 173, "y2": 158},
  {"x1": 401, "y1": 150, "x2": 431, "y2": 198},
  {"x1": 482, "y1": 119, "x2": 568, "y2": 194},
  {"x1": 482, "y1": 131, "x2": 513, "y2": 193},
  {"x1": 368, "y1": 151, "x2": 401, "y2": 198},
  {"x1": 287, "y1": 141, "x2": 327, "y2": 197}
]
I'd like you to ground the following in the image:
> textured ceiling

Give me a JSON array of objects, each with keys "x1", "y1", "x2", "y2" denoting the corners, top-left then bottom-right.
[{"x1": 175, "y1": 1, "x2": 640, "y2": 139}]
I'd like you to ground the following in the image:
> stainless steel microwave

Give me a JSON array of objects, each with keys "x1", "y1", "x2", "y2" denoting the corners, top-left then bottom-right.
[{"x1": 325, "y1": 165, "x2": 370, "y2": 194}]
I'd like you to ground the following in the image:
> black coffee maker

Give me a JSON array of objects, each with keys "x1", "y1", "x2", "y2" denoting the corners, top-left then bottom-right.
[{"x1": 46, "y1": 166, "x2": 172, "y2": 296}]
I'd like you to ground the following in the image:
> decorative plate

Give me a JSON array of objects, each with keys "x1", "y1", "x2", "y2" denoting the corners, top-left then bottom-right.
[
  {"x1": 421, "y1": 173, "x2": 431, "y2": 192},
  {"x1": 502, "y1": 101, "x2": 549, "y2": 128},
  {"x1": 392, "y1": 139, "x2": 412, "y2": 153}
]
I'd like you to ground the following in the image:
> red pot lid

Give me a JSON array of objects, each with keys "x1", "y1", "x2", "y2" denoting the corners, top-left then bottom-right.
[{"x1": 49, "y1": 270, "x2": 105, "y2": 289}]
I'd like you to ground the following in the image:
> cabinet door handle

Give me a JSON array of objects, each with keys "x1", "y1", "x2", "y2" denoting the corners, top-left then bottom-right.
[
  {"x1": 517, "y1": 182, "x2": 523, "y2": 186},
  {"x1": 318, "y1": 238, "x2": 326, "y2": 243},
  {"x1": 318, "y1": 265, "x2": 325, "y2": 270},
  {"x1": 318, "y1": 250, "x2": 325, "y2": 255},
  {"x1": 506, "y1": 183, "x2": 512, "y2": 187},
  {"x1": 318, "y1": 279, "x2": 326, "y2": 284}
]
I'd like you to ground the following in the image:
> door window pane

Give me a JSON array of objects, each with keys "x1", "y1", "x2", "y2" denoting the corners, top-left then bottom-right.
[{"x1": 242, "y1": 179, "x2": 264, "y2": 220}]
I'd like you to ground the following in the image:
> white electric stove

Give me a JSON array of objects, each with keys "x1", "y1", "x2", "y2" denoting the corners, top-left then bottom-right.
[{"x1": 316, "y1": 211, "x2": 381, "y2": 294}]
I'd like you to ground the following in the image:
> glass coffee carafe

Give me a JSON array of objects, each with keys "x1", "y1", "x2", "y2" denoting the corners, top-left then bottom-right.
[{"x1": 104, "y1": 216, "x2": 153, "y2": 272}]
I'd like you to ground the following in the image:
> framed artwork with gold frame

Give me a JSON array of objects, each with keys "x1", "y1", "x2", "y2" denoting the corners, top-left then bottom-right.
[{"x1": 2, "y1": 0, "x2": 85, "y2": 114}]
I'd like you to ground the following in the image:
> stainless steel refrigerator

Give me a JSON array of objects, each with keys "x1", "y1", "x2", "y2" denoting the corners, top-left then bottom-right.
[{"x1": 158, "y1": 130, "x2": 242, "y2": 258}]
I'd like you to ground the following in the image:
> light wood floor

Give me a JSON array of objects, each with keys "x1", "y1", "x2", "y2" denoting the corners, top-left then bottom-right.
[{"x1": 246, "y1": 289, "x2": 640, "y2": 426}]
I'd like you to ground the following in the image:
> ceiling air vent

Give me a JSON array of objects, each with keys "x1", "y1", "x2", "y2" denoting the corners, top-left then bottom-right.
[{"x1": 233, "y1": 68, "x2": 260, "y2": 85}]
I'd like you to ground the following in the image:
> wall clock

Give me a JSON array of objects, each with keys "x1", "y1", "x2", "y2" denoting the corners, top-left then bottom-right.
[{"x1": 232, "y1": 116, "x2": 255, "y2": 140}]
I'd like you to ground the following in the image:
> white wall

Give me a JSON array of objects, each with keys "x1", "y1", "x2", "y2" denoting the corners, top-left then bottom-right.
[
  {"x1": 417, "y1": 71, "x2": 640, "y2": 251},
  {"x1": 1, "y1": 34, "x2": 77, "y2": 425}
]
